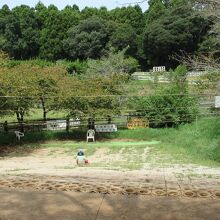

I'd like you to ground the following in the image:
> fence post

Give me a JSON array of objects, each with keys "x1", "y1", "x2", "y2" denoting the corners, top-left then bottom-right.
[
  {"x1": 3, "y1": 121, "x2": 8, "y2": 133},
  {"x1": 66, "y1": 117, "x2": 70, "y2": 132},
  {"x1": 196, "y1": 114, "x2": 198, "y2": 133}
]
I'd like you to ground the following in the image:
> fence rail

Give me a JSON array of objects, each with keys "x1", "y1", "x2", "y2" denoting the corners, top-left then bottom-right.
[{"x1": 0, "y1": 112, "x2": 219, "y2": 133}]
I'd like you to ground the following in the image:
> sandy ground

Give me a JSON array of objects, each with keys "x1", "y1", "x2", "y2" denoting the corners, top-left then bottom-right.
[
  {"x1": 0, "y1": 145, "x2": 220, "y2": 219},
  {"x1": 0, "y1": 146, "x2": 220, "y2": 199},
  {"x1": 0, "y1": 188, "x2": 220, "y2": 220}
]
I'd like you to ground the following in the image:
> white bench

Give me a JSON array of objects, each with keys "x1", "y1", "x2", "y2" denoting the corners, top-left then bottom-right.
[
  {"x1": 95, "y1": 124, "x2": 117, "y2": 133},
  {"x1": 14, "y1": 131, "x2": 24, "y2": 141}
]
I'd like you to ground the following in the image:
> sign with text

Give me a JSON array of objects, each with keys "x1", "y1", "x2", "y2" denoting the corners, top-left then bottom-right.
[{"x1": 95, "y1": 124, "x2": 117, "y2": 132}]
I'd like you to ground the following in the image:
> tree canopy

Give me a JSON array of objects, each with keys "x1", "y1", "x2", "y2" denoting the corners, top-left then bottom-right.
[{"x1": 0, "y1": 1, "x2": 217, "y2": 69}]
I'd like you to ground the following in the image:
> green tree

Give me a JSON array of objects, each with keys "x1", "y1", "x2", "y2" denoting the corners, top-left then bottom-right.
[
  {"x1": 86, "y1": 48, "x2": 139, "y2": 75},
  {"x1": 109, "y1": 23, "x2": 138, "y2": 57},
  {"x1": 64, "y1": 17, "x2": 110, "y2": 60},
  {"x1": 143, "y1": 2, "x2": 209, "y2": 67},
  {"x1": 0, "y1": 5, "x2": 10, "y2": 50},
  {"x1": 30, "y1": 65, "x2": 67, "y2": 121},
  {"x1": 131, "y1": 65, "x2": 198, "y2": 127},
  {"x1": 38, "y1": 4, "x2": 80, "y2": 60},
  {"x1": 146, "y1": 0, "x2": 167, "y2": 24},
  {"x1": 109, "y1": 5, "x2": 144, "y2": 33},
  {"x1": 2, "y1": 5, "x2": 39, "y2": 59},
  {"x1": 0, "y1": 63, "x2": 35, "y2": 128}
]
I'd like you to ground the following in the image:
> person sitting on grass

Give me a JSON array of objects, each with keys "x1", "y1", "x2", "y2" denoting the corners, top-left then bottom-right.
[{"x1": 76, "y1": 149, "x2": 89, "y2": 165}]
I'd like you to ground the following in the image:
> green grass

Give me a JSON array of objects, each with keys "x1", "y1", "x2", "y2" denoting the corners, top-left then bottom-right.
[
  {"x1": 0, "y1": 117, "x2": 219, "y2": 168},
  {"x1": 124, "y1": 80, "x2": 155, "y2": 96},
  {"x1": 0, "y1": 108, "x2": 68, "y2": 123},
  {"x1": 106, "y1": 117, "x2": 220, "y2": 166}
]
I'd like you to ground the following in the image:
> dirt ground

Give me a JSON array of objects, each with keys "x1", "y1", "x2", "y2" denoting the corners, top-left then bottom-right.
[
  {"x1": 0, "y1": 188, "x2": 220, "y2": 220},
  {"x1": 0, "y1": 144, "x2": 220, "y2": 200},
  {"x1": 0, "y1": 141, "x2": 220, "y2": 219}
]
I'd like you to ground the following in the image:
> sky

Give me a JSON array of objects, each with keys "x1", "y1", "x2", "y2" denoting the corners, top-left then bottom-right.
[{"x1": 0, "y1": 0, "x2": 148, "y2": 11}]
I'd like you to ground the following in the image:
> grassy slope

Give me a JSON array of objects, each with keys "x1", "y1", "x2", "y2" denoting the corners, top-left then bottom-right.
[
  {"x1": 111, "y1": 117, "x2": 220, "y2": 166},
  {"x1": 0, "y1": 117, "x2": 219, "y2": 167}
]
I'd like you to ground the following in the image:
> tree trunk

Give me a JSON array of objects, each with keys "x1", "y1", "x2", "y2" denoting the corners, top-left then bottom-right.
[
  {"x1": 40, "y1": 97, "x2": 47, "y2": 121},
  {"x1": 15, "y1": 110, "x2": 24, "y2": 132},
  {"x1": 66, "y1": 117, "x2": 70, "y2": 132}
]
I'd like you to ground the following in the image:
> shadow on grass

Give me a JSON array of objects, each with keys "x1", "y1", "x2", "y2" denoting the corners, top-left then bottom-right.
[
  {"x1": 0, "y1": 128, "x2": 123, "y2": 158},
  {"x1": 0, "y1": 128, "x2": 120, "y2": 151}
]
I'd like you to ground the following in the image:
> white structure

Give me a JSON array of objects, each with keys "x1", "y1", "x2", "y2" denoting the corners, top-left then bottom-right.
[
  {"x1": 87, "y1": 129, "x2": 95, "y2": 142},
  {"x1": 215, "y1": 96, "x2": 220, "y2": 108},
  {"x1": 153, "y1": 66, "x2": 166, "y2": 72},
  {"x1": 14, "y1": 131, "x2": 24, "y2": 141},
  {"x1": 46, "y1": 120, "x2": 66, "y2": 130},
  {"x1": 70, "y1": 118, "x2": 80, "y2": 126},
  {"x1": 95, "y1": 124, "x2": 117, "y2": 133},
  {"x1": 46, "y1": 118, "x2": 81, "y2": 130}
]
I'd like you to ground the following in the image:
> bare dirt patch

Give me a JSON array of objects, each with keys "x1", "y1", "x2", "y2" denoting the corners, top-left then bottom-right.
[{"x1": 0, "y1": 145, "x2": 220, "y2": 199}]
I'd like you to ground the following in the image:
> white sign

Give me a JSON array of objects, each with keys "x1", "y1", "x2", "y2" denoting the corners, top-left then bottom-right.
[
  {"x1": 95, "y1": 124, "x2": 117, "y2": 133},
  {"x1": 153, "y1": 66, "x2": 166, "y2": 72},
  {"x1": 215, "y1": 96, "x2": 220, "y2": 108}
]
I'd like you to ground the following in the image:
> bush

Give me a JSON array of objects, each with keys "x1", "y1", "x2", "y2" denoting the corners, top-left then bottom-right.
[{"x1": 130, "y1": 65, "x2": 199, "y2": 127}]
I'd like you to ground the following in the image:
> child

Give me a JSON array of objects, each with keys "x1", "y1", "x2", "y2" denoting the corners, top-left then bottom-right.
[{"x1": 76, "y1": 149, "x2": 89, "y2": 165}]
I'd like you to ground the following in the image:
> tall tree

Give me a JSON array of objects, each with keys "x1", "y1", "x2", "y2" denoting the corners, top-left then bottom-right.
[
  {"x1": 2, "y1": 5, "x2": 39, "y2": 59},
  {"x1": 64, "y1": 17, "x2": 110, "y2": 60},
  {"x1": 109, "y1": 5, "x2": 144, "y2": 33},
  {"x1": 108, "y1": 23, "x2": 138, "y2": 57},
  {"x1": 143, "y1": 1, "x2": 209, "y2": 68}
]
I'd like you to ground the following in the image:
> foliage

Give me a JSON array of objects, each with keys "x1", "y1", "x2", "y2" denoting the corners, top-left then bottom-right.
[
  {"x1": 63, "y1": 17, "x2": 109, "y2": 60},
  {"x1": 143, "y1": 1, "x2": 210, "y2": 68},
  {"x1": 0, "y1": 2, "x2": 215, "y2": 69},
  {"x1": 86, "y1": 48, "x2": 139, "y2": 75},
  {"x1": 2, "y1": 5, "x2": 40, "y2": 59},
  {"x1": 107, "y1": 116, "x2": 220, "y2": 165},
  {"x1": 0, "y1": 117, "x2": 219, "y2": 166},
  {"x1": 64, "y1": 60, "x2": 88, "y2": 75},
  {"x1": 130, "y1": 65, "x2": 199, "y2": 127},
  {"x1": 58, "y1": 72, "x2": 126, "y2": 118},
  {"x1": 0, "y1": 64, "x2": 35, "y2": 123},
  {"x1": 108, "y1": 23, "x2": 138, "y2": 57},
  {"x1": 195, "y1": 0, "x2": 220, "y2": 58}
]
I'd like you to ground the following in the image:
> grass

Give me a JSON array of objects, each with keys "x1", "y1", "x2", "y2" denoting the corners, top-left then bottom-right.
[
  {"x1": 0, "y1": 108, "x2": 67, "y2": 123},
  {"x1": 0, "y1": 117, "x2": 219, "y2": 168},
  {"x1": 106, "y1": 117, "x2": 220, "y2": 166}
]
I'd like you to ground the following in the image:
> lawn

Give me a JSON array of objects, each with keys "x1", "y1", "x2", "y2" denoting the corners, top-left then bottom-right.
[{"x1": 0, "y1": 116, "x2": 219, "y2": 168}]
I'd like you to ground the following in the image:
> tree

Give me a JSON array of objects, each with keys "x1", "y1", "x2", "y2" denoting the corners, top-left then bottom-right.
[
  {"x1": 86, "y1": 48, "x2": 139, "y2": 75},
  {"x1": 0, "y1": 63, "x2": 35, "y2": 130},
  {"x1": 0, "y1": 54, "x2": 68, "y2": 122},
  {"x1": 58, "y1": 52, "x2": 129, "y2": 119},
  {"x1": 64, "y1": 17, "x2": 110, "y2": 60},
  {"x1": 0, "y1": 5, "x2": 10, "y2": 50},
  {"x1": 195, "y1": 0, "x2": 220, "y2": 58},
  {"x1": 29, "y1": 65, "x2": 67, "y2": 121},
  {"x1": 143, "y1": 2, "x2": 209, "y2": 68},
  {"x1": 131, "y1": 65, "x2": 199, "y2": 127},
  {"x1": 2, "y1": 5, "x2": 40, "y2": 59},
  {"x1": 109, "y1": 5, "x2": 144, "y2": 33},
  {"x1": 108, "y1": 23, "x2": 138, "y2": 57},
  {"x1": 146, "y1": 0, "x2": 167, "y2": 24}
]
